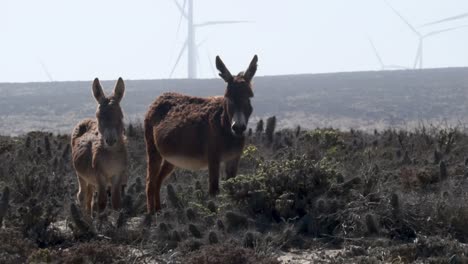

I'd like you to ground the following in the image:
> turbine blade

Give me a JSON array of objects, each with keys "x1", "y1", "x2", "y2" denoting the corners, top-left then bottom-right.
[
  {"x1": 422, "y1": 12, "x2": 468, "y2": 27},
  {"x1": 169, "y1": 39, "x2": 188, "y2": 78},
  {"x1": 38, "y1": 59, "x2": 54, "y2": 82},
  {"x1": 175, "y1": 0, "x2": 187, "y2": 37},
  {"x1": 367, "y1": 37, "x2": 384, "y2": 69},
  {"x1": 195, "y1": 20, "x2": 252, "y2": 27},
  {"x1": 172, "y1": 0, "x2": 188, "y2": 19},
  {"x1": 168, "y1": 0, "x2": 187, "y2": 71},
  {"x1": 424, "y1": 25, "x2": 468, "y2": 38},
  {"x1": 384, "y1": 0, "x2": 420, "y2": 36},
  {"x1": 197, "y1": 36, "x2": 209, "y2": 48}
]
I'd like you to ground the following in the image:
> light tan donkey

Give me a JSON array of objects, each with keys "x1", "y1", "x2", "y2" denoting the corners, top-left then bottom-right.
[
  {"x1": 71, "y1": 77, "x2": 128, "y2": 216},
  {"x1": 144, "y1": 55, "x2": 258, "y2": 214}
]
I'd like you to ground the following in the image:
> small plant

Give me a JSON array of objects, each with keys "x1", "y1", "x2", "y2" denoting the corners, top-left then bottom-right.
[
  {"x1": 265, "y1": 116, "x2": 276, "y2": 143},
  {"x1": 127, "y1": 123, "x2": 135, "y2": 137},
  {"x1": 188, "y1": 224, "x2": 202, "y2": 238},
  {"x1": 307, "y1": 128, "x2": 343, "y2": 149},
  {"x1": 0, "y1": 186, "x2": 10, "y2": 225},
  {"x1": 25, "y1": 136, "x2": 31, "y2": 149},
  {"x1": 225, "y1": 211, "x2": 248, "y2": 232},
  {"x1": 171, "y1": 230, "x2": 182, "y2": 242},
  {"x1": 208, "y1": 231, "x2": 219, "y2": 244},
  {"x1": 402, "y1": 151, "x2": 411, "y2": 164},
  {"x1": 243, "y1": 231, "x2": 255, "y2": 248},
  {"x1": 440, "y1": 161, "x2": 448, "y2": 180},
  {"x1": 44, "y1": 135, "x2": 51, "y2": 157},
  {"x1": 365, "y1": 214, "x2": 379, "y2": 235},
  {"x1": 216, "y1": 219, "x2": 225, "y2": 231},
  {"x1": 62, "y1": 144, "x2": 70, "y2": 160},
  {"x1": 167, "y1": 184, "x2": 183, "y2": 209},
  {"x1": 255, "y1": 119, "x2": 264, "y2": 134},
  {"x1": 207, "y1": 201, "x2": 217, "y2": 213},
  {"x1": 391, "y1": 193, "x2": 400, "y2": 216},
  {"x1": 69, "y1": 203, "x2": 95, "y2": 238},
  {"x1": 186, "y1": 207, "x2": 197, "y2": 221},
  {"x1": 434, "y1": 149, "x2": 442, "y2": 164}
]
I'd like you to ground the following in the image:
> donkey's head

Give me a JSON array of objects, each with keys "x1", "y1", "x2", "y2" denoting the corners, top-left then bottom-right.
[
  {"x1": 216, "y1": 55, "x2": 258, "y2": 137},
  {"x1": 92, "y1": 77, "x2": 126, "y2": 147}
]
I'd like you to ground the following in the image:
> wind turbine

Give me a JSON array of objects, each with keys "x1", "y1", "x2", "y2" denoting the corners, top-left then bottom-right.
[
  {"x1": 422, "y1": 12, "x2": 468, "y2": 27},
  {"x1": 368, "y1": 37, "x2": 409, "y2": 70},
  {"x1": 385, "y1": 1, "x2": 468, "y2": 69},
  {"x1": 38, "y1": 59, "x2": 54, "y2": 82},
  {"x1": 169, "y1": 0, "x2": 250, "y2": 79}
]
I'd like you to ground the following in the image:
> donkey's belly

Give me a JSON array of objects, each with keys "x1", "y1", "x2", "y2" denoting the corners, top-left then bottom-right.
[{"x1": 164, "y1": 155, "x2": 208, "y2": 171}]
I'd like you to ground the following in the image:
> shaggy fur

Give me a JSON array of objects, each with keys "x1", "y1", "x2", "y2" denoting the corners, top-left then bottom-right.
[
  {"x1": 144, "y1": 55, "x2": 258, "y2": 213},
  {"x1": 71, "y1": 78, "x2": 128, "y2": 216}
]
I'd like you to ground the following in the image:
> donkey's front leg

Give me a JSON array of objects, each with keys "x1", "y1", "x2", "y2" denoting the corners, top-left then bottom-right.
[
  {"x1": 225, "y1": 156, "x2": 241, "y2": 179},
  {"x1": 96, "y1": 175, "x2": 108, "y2": 213},
  {"x1": 111, "y1": 174, "x2": 122, "y2": 210},
  {"x1": 208, "y1": 157, "x2": 221, "y2": 197},
  {"x1": 120, "y1": 169, "x2": 128, "y2": 196}
]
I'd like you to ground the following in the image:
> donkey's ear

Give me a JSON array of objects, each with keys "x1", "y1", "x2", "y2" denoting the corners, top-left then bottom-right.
[
  {"x1": 216, "y1": 56, "x2": 233, "y2": 83},
  {"x1": 113, "y1": 77, "x2": 125, "y2": 103},
  {"x1": 92, "y1": 78, "x2": 106, "y2": 104},
  {"x1": 244, "y1": 55, "x2": 258, "y2": 82}
]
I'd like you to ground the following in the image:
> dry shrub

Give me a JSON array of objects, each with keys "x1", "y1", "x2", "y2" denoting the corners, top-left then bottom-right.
[
  {"x1": 389, "y1": 236, "x2": 468, "y2": 262},
  {"x1": 183, "y1": 243, "x2": 280, "y2": 264},
  {"x1": 0, "y1": 228, "x2": 37, "y2": 263},
  {"x1": 45, "y1": 241, "x2": 130, "y2": 264}
]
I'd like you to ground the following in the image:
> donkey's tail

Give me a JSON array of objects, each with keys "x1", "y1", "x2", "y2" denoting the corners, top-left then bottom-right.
[{"x1": 144, "y1": 117, "x2": 160, "y2": 159}]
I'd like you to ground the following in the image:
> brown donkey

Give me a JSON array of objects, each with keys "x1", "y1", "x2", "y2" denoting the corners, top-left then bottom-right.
[
  {"x1": 144, "y1": 55, "x2": 258, "y2": 214},
  {"x1": 71, "y1": 78, "x2": 128, "y2": 216}
]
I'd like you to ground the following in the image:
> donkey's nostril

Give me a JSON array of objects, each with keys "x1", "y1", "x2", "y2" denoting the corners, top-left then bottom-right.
[
  {"x1": 232, "y1": 124, "x2": 247, "y2": 135},
  {"x1": 106, "y1": 138, "x2": 116, "y2": 146}
]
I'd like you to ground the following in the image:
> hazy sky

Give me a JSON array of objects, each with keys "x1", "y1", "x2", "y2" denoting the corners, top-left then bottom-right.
[{"x1": 1, "y1": 0, "x2": 468, "y2": 82}]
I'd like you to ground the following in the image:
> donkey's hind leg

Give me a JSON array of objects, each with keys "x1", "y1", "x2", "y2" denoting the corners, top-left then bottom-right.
[
  {"x1": 77, "y1": 176, "x2": 87, "y2": 207},
  {"x1": 154, "y1": 160, "x2": 175, "y2": 211},
  {"x1": 145, "y1": 139, "x2": 163, "y2": 214},
  {"x1": 85, "y1": 183, "x2": 95, "y2": 217}
]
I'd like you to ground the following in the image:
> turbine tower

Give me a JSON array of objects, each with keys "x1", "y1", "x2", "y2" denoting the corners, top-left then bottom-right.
[
  {"x1": 385, "y1": 1, "x2": 468, "y2": 69},
  {"x1": 170, "y1": 0, "x2": 249, "y2": 79}
]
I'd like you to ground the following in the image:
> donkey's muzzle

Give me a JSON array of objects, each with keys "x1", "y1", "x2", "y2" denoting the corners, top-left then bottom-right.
[
  {"x1": 106, "y1": 138, "x2": 116, "y2": 146},
  {"x1": 232, "y1": 123, "x2": 247, "y2": 136}
]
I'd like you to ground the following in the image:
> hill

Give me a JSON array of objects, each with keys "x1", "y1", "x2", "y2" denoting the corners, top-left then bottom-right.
[{"x1": 1, "y1": 67, "x2": 468, "y2": 135}]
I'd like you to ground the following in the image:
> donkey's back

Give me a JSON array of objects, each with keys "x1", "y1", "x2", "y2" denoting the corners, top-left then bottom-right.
[
  {"x1": 71, "y1": 118, "x2": 99, "y2": 179},
  {"x1": 145, "y1": 92, "x2": 230, "y2": 169}
]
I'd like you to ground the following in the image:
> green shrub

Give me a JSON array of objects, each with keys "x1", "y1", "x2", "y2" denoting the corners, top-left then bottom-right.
[{"x1": 223, "y1": 154, "x2": 339, "y2": 218}]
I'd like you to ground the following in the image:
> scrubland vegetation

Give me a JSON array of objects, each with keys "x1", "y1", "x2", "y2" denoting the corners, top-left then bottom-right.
[{"x1": 1, "y1": 120, "x2": 468, "y2": 263}]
